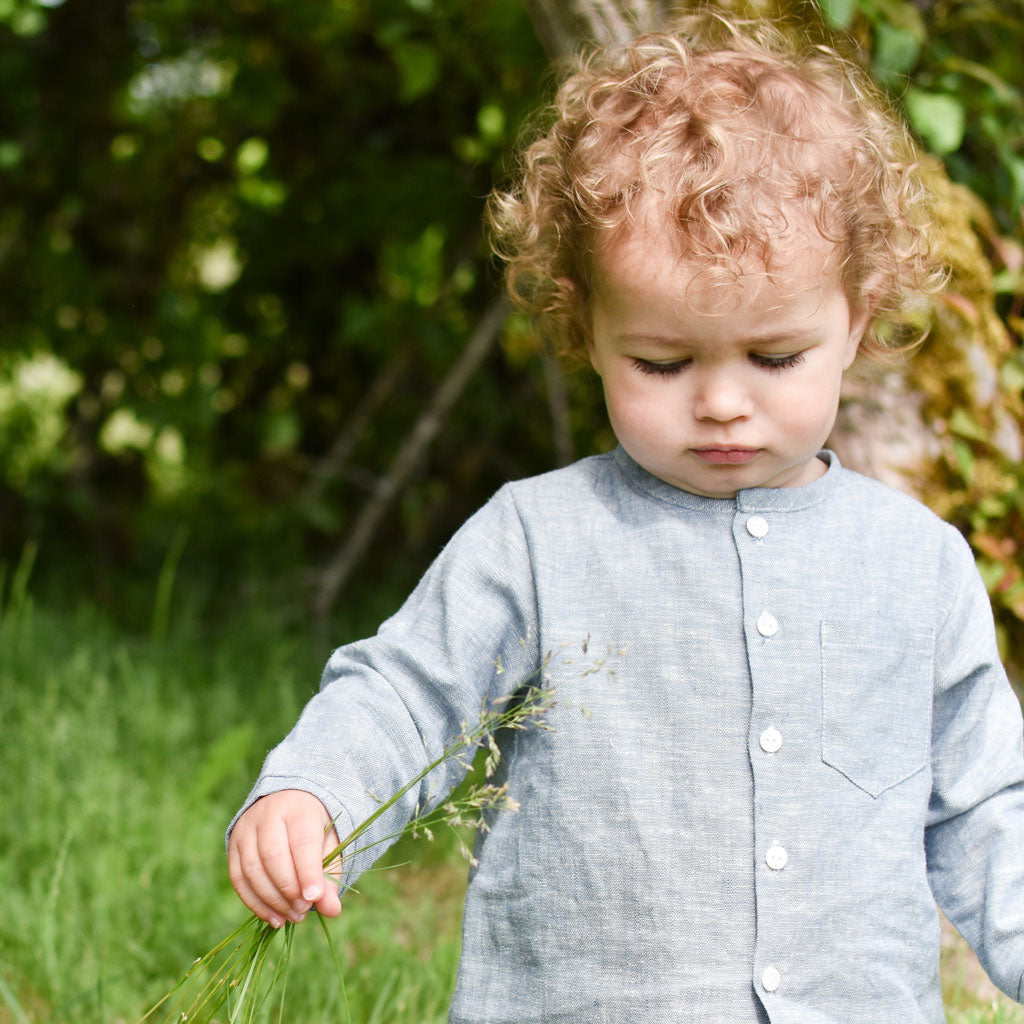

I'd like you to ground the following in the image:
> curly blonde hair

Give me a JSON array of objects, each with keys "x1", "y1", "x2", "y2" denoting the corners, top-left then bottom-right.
[{"x1": 487, "y1": 11, "x2": 946, "y2": 364}]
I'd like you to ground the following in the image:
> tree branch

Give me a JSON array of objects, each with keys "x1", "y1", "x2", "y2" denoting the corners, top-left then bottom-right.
[
  {"x1": 300, "y1": 347, "x2": 410, "y2": 507},
  {"x1": 312, "y1": 296, "x2": 510, "y2": 625}
]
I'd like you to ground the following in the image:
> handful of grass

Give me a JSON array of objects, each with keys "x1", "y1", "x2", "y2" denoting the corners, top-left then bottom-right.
[{"x1": 140, "y1": 681, "x2": 554, "y2": 1024}]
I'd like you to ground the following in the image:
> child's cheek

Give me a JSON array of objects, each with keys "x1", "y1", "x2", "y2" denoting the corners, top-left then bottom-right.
[{"x1": 772, "y1": 375, "x2": 843, "y2": 435}]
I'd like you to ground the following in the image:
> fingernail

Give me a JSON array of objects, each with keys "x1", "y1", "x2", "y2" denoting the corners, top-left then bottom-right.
[
  {"x1": 288, "y1": 910, "x2": 306, "y2": 924},
  {"x1": 269, "y1": 915, "x2": 284, "y2": 929},
  {"x1": 302, "y1": 885, "x2": 322, "y2": 901},
  {"x1": 292, "y1": 898, "x2": 311, "y2": 913}
]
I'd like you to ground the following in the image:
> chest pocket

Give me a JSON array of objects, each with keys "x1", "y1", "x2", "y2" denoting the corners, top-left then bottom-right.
[{"x1": 820, "y1": 620, "x2": 934, "y2": 798}]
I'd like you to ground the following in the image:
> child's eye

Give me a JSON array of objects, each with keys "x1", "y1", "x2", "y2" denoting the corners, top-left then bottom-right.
[
  {"x1": 631, "y1": 357, "x2": 690, "y2": 377},
  {"x1": 750, "y1": 351, "x2": 805, "y2": 372}
]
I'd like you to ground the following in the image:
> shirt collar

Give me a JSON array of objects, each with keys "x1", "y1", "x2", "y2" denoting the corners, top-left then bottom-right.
[{"x1": 611, "y1": 446, "x2": 843, "y2": 513}]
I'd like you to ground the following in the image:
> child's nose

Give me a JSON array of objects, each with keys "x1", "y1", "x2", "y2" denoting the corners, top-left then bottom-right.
[{"x1": 691, "y1": 366, "x2": 753, "y2": 422}]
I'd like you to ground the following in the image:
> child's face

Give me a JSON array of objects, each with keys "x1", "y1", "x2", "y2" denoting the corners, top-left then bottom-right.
[{"x1": 586, "y1": 225, "x2": 869, "y2": 498}]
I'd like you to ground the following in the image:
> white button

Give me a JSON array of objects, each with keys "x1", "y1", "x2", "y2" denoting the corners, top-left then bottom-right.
[
  {"x1": 760, "y1": 726, "x2": 782, "y2": 753},
  {"x1": 765, "y1": 844, "x2": 788, "y2": 870},
  {"x1": 756, "y1": 612, "x2": 779, "y2": 637},
  {"x1": 746, "y1": 515, "x2": 769, "y2": 538},
  {"x1": 761, "y1": 966, "x2": 781, "y2": 993}
]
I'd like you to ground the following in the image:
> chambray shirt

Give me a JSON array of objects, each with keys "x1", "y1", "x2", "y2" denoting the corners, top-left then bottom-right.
[{"x1": 233, "y1": 449, "x2": 1024, "y2": 1023}]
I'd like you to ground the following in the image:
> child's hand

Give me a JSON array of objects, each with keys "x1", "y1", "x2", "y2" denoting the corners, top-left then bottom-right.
[{"x1": 228, "y1": 790, "x2": 342, "y2": 928}]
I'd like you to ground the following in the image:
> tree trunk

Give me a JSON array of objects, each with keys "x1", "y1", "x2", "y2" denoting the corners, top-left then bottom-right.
[{"x1": 523, "y1": 0, "x2": 671, "y2": 56}]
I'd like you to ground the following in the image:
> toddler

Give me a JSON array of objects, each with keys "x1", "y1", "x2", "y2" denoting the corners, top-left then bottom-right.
[{"x1": 228, "y1": 13, "x2": 1024, "y2": 1023}]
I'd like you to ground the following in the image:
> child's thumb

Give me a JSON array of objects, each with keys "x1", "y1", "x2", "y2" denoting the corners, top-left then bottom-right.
[{"x1": 315, "y1": 826, "x2": 343, "y2": 917}]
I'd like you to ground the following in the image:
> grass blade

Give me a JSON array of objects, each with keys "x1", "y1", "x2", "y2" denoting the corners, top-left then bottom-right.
[
  {"x1": 140, "y1": 679, "x2": 554, "y2": 1024},
  {"x1": 0, "y1": 972, "x2": 31, "y2": 1024},
  {"x1": 316, "y1": 913, "x2": 351, "y2": 1024}
]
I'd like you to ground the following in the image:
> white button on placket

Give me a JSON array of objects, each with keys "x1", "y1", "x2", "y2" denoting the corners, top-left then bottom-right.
[
  {"x1": 765, "y1": 843, "x2": 788, "y2": 870},
  {"x1": 759, "y1": 726, "x2": 782, "y2": 753},
  {"x1": 761, "y1": 967, "x2": 781, "y2": 993},
  {"x1": 746, "y1": 515, "x2": 769, "y2": 539},
  {"x1": 756, "y1": 612, "x2": 779, "y2": 637}
]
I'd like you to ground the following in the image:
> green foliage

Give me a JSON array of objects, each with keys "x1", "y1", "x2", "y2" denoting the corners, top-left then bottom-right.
[
  {"x1": 0, "y1": 592, "x2": 1021, "y2": 1022},
  {"x1": 815, "y1": 0, "x2": 1024, "y2": 230},
  {"x1": 792, "y1": 0, "x2": 1024, "y2": 674},
  {"x1": 0, "y1": 588, "x2": 469, "y2": 1023},
  {"x1": 0, "y1": 0, "x2": 561, "y2": 610},
  {"x1": 0, "y1": 0, "x2": 1021, "y2": 657},
  {"x1": 0, "y1": 351, "x2": 82, "y2": 487}
]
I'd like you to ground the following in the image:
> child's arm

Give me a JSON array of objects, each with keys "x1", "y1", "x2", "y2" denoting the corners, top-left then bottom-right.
[
  {"x1": 926, "y1": 529, "x2": 1024, "y2": 1001},
  {"x1": 227, "y1": 486, "x2": 541, "y2": 904},
  {"x1": 227, "y1": 790, "x2": 342, "y2": 927}
]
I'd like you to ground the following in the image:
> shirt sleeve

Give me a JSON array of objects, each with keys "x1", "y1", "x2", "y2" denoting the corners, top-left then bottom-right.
[
  {"x1": 925, "y1": 526, "x2": 1024, "y2": 1002},
  {"x1": 226, "y1": 485, "x2": 542, "y2": 890}
]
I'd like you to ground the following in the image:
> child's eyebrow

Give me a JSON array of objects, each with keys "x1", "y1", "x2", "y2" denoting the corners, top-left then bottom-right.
[{"x1": 617, "y1": 327, "x2": 821, "y2": 347}]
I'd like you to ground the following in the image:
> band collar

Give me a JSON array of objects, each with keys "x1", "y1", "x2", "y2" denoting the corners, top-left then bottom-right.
[{"x1": 612, "y1": 446, "x2": 843, "y2": 513}]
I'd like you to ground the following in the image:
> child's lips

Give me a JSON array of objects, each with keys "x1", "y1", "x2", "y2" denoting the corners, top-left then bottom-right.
[{"x1": 691, "y1": 447, "x2": 762, "y2": 465}]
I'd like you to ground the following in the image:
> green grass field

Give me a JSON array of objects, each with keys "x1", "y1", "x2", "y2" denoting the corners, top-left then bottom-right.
[{"x1": 1, "y1": 575, "x2": 1022, "y2": 1024}]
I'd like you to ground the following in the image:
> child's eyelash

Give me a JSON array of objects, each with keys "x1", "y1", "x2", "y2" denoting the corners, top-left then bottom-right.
[
  {"x1": 631, "y1": 352, "x2": 806, "y2": 376},
  {"x1": 632, "y1": 358, "x2": 688, "y2": 377},
  {"x1": 750, "y1": 352, "x2": 805, "y2": 372}
]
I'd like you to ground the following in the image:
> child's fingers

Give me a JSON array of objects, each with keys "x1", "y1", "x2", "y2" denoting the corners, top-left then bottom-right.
[
  {"x1": 227, "y1": 791, "x2": 340, "y2": 925},
  {"x1": 227, "y1": 841, "x2": 287, "y2": 927},
  {"x1": 242, "y1": 816, "x2": 307, "y2": 924}
]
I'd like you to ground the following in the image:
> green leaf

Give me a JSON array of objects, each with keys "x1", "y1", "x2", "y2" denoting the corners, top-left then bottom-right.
[
  {"x1": 904, "y1": 88, "x2": 966, "y2": 155},
  {"x1": 865, "y1": 0, "x2": 925, "y2": 37},
  {"x1": 872, "y1": 22, "x2": 921, "y2": 83},
  {"x1": 976, "y1": 557, "x2": 1004, "y2": 592},
  {"x1": 999, "y1": 357, "x2": 1024, "y2": 393},
  {"x1": 818, "y1": 0, "x2": 857, "y2": 28},
  {"x1": 238, "y1": 177, "x2": 287, "y2": 208},
  {"x1": 1005, "y1": 156, "x2": 1024, "y2": 209},
  {"x1": 0, "y1": 140, "x2": 23, "y2": 169},
  {"x1": 236, "y1": 137, "x2": 269, "y2": 176},
  {"x1": 476, "y1": 103, "x2": 505, "y2": 143},
  {"x1": 949, "y1": 407, "x2": 988, "y2": 443},
  {"x1": 979, "y1": 495, "x2": 1008, "y2": 518},
  {"x1": 992, "y1": 269, "x2": 1024, "y2": 295},
  {"x1": 389, "y1": 40, "x2": 441, "y2": 103},
  {"x1": 262, "y1": 410, "x2": 301, "y2": 454},
  {"x1": 952, "y1": 438, "x2": 974, "y2": 484}
]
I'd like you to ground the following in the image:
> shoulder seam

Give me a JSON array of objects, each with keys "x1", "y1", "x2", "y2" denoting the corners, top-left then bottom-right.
[{"x1": 501, "y1": 485, "x2": 544, "y2": 669}]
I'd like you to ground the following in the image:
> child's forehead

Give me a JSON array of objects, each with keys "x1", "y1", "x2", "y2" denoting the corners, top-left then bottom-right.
[{"x1": 591, "y1": 205, "x2": 845, "y2": 310}]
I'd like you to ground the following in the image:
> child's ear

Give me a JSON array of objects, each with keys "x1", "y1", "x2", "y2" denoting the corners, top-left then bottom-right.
[
  {"x1": 843, "y1": 274, "x2": 883, "y2": 369},
  {"x1": 558, "y1": 276, "x2": 600, "y2": 373},
  {"x1": 584, "y1": 332, "x2": 600, "y2": 374}
]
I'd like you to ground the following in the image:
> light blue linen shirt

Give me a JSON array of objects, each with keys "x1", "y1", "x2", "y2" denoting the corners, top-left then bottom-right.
[{"x1": 232, "y1": 448, "x2": 1024, "y2": 1023}]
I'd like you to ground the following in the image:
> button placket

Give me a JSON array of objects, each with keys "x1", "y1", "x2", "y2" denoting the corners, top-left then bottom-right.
[{"x1": 739, "y1": 507, "x2": 788, "y2": 1002}]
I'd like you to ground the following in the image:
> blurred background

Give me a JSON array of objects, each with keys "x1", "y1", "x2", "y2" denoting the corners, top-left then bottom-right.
[
  {"x1": 0, "y1": 0, "x2": 1022, "y2": 649},
  {"x1": 1, "y1": 1, "x2": 1023, "y2": 1020},
  {"x1": 0, "y1": 0, "x2": 564, "y2": 633}
]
